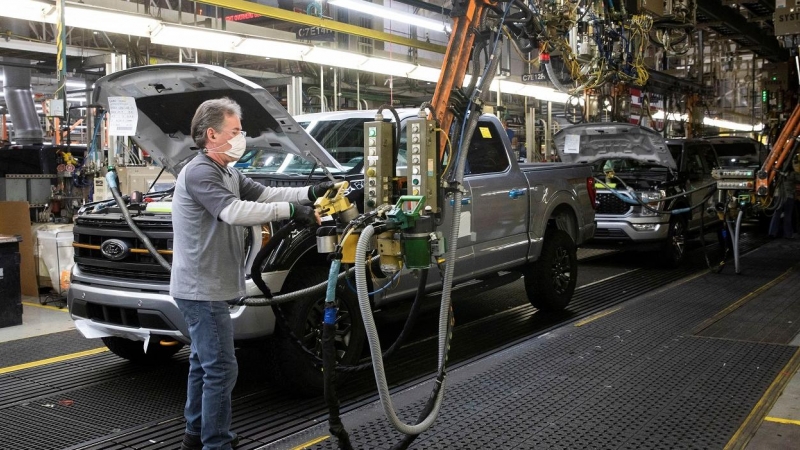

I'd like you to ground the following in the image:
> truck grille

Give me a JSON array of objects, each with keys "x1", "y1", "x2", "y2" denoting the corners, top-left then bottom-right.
[
  {"x1": 593, "y1": 228, "x2": 630, "y2": 240},
  {"x1": 73, "y1": 219, "x2": 172, "y2": 282},
  {"x1": 71, "y1": 299, "x2": 176, "y2": 330},
  {"x1": 596, "y1": 193, "x2": 632, "y2": 215}
]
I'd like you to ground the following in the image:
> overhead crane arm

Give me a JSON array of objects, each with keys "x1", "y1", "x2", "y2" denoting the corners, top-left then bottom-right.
[
  {"x1": 757, "y1": 102, "x2": 800, "y2": 197},
  {"x1": 429, "y1": 0, "x2": 494, "y2": 160}
]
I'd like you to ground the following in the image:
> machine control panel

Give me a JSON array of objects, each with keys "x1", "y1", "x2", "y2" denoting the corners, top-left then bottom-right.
[
  {"x1": 405, "y1": 117, "x2": 439, "y2": 212},
  {"x1": 712, "y1": 168, "x2": 756, "y2": 179},
  {"x1": 364, "y1": 120, "x2": 395, "y2": 212}
]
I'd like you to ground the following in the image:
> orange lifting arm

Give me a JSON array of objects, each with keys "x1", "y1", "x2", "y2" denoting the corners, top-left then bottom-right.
[
  {"x1": 757, "y1": 102, "x2": 800, "y2": 196},
  {"x1": 430, "y1": 0, "x2": 496, "y2": 160}
]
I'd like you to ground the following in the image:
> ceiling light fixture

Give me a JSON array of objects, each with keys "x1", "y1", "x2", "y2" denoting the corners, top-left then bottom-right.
[
  {"x1": 329, "y1": 0, "x2": 451, "y2": 32},
  {"x1": 0, "y1": 1, "x2": 158, "y2": 37},
  {"x1": 234, "y1": 38, "x2": 311, "y2": 60},
  {"x1": 150, "y1": 24, "x2": 243, "y2": 53}
]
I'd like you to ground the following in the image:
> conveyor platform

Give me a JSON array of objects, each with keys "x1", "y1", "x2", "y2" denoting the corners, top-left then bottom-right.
[
  {"x1": 271, "y1": 238, "x2": 800, "y2": 449},
  {"x1": 1, "y1": 235, "x2": 799, "y2": 449}
]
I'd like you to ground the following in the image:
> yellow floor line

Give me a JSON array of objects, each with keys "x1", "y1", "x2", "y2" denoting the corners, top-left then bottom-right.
[
  {"x1": 724, "y1": 347, "x2": 800, "y2": 450},
  {"x1": 764, "y1": 416, "x2": 800, "y2": 426},
  {"x1": 693, "y1": 266, "x2": 795, "y2": 335},
  {"x1": 22, "y1": 301, "x2": 69, "y2": 312},
  {"x1": 574, "y1": 307, "x2": 622, "y2": 327},
  {"x1": 290, "y1": 435, "x2": 329, "y2": 449},
  {"x1": 0, "y1": 347, "x2": 108, "y2": 375}
]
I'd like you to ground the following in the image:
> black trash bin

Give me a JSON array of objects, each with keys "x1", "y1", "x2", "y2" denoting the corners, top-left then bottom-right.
[{"x1": 0, "y1": 235, "x2": 23, "y2": 328}]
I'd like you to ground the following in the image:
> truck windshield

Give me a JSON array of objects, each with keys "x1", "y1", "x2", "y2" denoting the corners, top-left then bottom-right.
[
  {"x1": 237, "y1": 117, "x2": 406, "y2": 175},
  {"x1": 236, "y1": 120, "x2": 352, "y2": 175}
]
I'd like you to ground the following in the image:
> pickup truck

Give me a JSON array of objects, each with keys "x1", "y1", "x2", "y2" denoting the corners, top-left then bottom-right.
[
  {"x1": 67, "y1": 64, "x2": 596, "y2": 393},
  {"x1": 555, "y1": 123, "x2": 720, "y2": 267}
]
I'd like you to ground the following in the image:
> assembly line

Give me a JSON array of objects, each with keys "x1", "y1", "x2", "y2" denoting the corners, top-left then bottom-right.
[{"x1": 2, "y1": 1, "x2": 800, "y2": 449}]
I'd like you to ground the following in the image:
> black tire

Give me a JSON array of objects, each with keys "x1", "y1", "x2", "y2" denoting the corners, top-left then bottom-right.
[
  {"x1": 101, "y1": 336, "x2": 184, "y2": 364},
  {"x1": 273, "y1": 265, "x2": 366, "y2": 396},
  {"x1": 660, "y1": 215, "x2": 688, "y2": 267},
  {"x1": 524, "y1": 229, "x2": 577, "y2": 311}
]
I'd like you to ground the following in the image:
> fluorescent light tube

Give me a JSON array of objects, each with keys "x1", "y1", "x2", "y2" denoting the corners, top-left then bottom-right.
[
  {"x1": 329, "y1": 0, "x2": 450, "y2": 32},
  {"x1": 234, "y1": 39, "x2": 311, "y2": 60},
  {"x1": 359, "y1": 58, "x2": 417, "y2": 77},
  {"x1": 151, "y1": 24, "x2": 243, "y2": 53},
  {"x1": 67, "y1": 4, "x2": 158, "y2": 37},
  {"x1": 304, "y1": 47, "x2": 369, "y2": 67}
]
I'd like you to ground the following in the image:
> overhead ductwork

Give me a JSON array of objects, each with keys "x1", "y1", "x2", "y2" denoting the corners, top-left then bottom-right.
[{"x1": 1, "y1": 63, "x2": 44, "y2": 145}]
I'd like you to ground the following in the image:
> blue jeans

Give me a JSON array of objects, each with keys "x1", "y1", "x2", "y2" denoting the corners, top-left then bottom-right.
[{"x1": 175, "y1": 299, "x2": 238, "y2": 450}]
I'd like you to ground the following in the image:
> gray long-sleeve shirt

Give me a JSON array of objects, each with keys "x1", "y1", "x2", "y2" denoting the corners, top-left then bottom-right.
[{"x1": 169, "y1": 155, "x2": 310, "y2": 301}]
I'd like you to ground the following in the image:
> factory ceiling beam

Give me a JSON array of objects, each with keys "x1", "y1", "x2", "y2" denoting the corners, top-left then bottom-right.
[
  {"x1": 199, "y1": 0, "x2": 446, "y2": 54},
  {"x1": 696, "y1": 0, "x2": 787, "y2": 63}
]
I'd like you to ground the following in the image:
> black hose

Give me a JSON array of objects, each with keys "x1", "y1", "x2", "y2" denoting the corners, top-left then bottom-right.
[
  {"x1": 323, "y1": 312, "x2": 354, "y2": 450},
  {"x1": 248, "y1": 220, "x2": 299, "y2": 299},
  {"x1": 106, "y1": 172, "x2": 171, "y2": 272},
  {"x1": 337, "y1": 268, "x2": 429, "y2": 373}
]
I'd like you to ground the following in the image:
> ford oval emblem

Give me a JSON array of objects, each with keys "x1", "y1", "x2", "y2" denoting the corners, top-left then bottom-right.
[{"x1": 101, "y1": 239, "x2": 130, "y2": 261}]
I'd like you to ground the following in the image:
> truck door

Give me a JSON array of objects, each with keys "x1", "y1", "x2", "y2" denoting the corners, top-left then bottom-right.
[{"x1": 464, "y1": 120, "x2": 530, "y2": 272}]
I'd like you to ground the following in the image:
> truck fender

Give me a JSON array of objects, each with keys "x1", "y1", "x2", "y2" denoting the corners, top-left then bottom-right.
[{"x1": 529, "y1": 190, "x2": 581, "y2": 261}]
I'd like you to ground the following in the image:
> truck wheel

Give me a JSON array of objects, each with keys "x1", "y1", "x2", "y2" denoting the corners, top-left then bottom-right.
[
  {"x1": 660, "y1": 216, "x2": 687, "y2": 267},
  {"x1": 101, "y1": 336, "x2": 184, "y2": 364},
  {"x1": 274, "y1": 266, "x2": 366, "y2": 396},
  {"x1": 524, "y1": 229, "x2": 577, "y2": 311}
]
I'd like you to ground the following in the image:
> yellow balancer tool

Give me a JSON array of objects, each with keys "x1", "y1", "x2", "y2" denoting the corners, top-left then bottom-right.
[{"x1": 313, "y1": 180, "x2": 357, "y2": 223}]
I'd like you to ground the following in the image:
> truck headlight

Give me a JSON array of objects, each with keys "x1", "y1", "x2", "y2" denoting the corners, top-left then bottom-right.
[{"x1": 638, "y1": 191, "x2": 663, "y2": 216}]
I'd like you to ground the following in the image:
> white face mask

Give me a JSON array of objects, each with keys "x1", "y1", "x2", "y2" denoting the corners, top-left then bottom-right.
[{"x1": 206, "y1": 132, "x2": 246, "y2": 161}]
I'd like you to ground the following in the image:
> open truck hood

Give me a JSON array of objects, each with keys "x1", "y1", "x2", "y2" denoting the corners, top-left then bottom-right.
[
  {"x1": 92, "y1": 64, "x2": 342, "y2": 176},
  {"x1": 554, "y1": 122, "x2": 675, "y2": 170}
]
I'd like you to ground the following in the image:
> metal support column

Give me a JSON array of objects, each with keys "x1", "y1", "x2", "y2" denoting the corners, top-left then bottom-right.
[
  {"x1": 526, "y1": 106, "x2": 535, "y2": 163},
  {"x1": 104, "y1": 53, "x2": 127, "y2": 166},
  {"x1": 287, "y1": 76, "x2": 303, "y2": 116},
  {"x1": 320, "y1": 65, "x2": 325, "y2": 113},
  {"x1": 55, "y1": 0, "x2": 67, "y2": 144},
  {"x1": 546, "y1": 101, "x2": 552, "y2": 161}
]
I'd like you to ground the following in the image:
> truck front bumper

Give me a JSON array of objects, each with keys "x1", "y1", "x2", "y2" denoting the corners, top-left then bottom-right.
[
  {"x1": 68, "y1": 266, "x2": 278, "y2": 344},
  {"x1": 592, "y1": 219, "x2": 670, "y2": 242}
]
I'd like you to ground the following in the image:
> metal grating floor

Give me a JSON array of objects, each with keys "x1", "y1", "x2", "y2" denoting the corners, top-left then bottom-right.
[
  {"x1": 293, "y1": 240, "x2": 800, "y2": 450},
  {"x1": 0, "y1": 233, "x2": 785, "y2": 449},
  {"x1": 0, "y1": 329, "x2": 105, "y2": 367}
]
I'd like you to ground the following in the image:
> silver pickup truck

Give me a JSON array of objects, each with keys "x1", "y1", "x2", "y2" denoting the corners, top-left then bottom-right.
[
  {"x1": 555, "y1": 123, "x2": 720, "y2": 267},
  {"x1": 67, "y1": 64, "x2": 596, "y2": 393}
]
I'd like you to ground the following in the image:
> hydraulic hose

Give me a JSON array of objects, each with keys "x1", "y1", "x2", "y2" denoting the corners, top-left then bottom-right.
[
  {"x1": 247, "y1": 221, "x2": 298, "y2": 300},
  {"x1": 726, "y1": 208, "x2": 744, "y2": 274},
  {"x1": 105, "y1": 171, "x2": 172, "y2": 272},
  {"x1": 322, "y1": 258, "x2": 354, "y2": 450},
  {"x1": 356, "y1": 33, "x2": 501, "y2": 438},
  {"x1": 596, "y1": 177, "x2": 717, "y2": 215},
  {"x1": 544, "y1": 61, "x2": 570, "y2": 94},
  {"x1": 355, "y1": 226, "x2": 447, "y2": 435}
]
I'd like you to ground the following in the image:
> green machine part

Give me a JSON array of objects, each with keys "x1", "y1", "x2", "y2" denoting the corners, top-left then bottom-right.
[
  {"x1": 364, "y1": 120, "x2": 395, "y2": 212},
  {"x1": 389, "y1": 196, "x2": 433, "y2": 270}
]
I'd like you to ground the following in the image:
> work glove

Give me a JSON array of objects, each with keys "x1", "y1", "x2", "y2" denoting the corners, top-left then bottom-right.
[
  {"x1": 309, "y1": 180, "x2": 345, "y2": 201},
  {"x1": 290, "y1": 203, "x2": 319, "y2": 226}
]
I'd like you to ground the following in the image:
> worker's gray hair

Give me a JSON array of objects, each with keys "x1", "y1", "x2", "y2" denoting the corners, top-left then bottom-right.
[{"x1": 190, "y1": 97, "x2": 242, "y2": 149}]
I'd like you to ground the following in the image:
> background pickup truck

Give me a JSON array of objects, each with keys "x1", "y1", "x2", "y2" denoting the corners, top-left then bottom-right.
[
  {"x1": 67, "y1": 64, "x2": 596, "y2": 393},
  {"x1": 555, "y1": 123, "x2": 720, "y2": 267}
]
